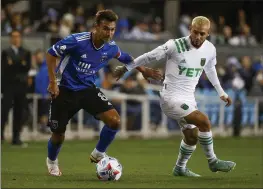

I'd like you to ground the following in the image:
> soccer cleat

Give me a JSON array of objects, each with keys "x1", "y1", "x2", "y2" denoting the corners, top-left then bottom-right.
[
  {"x1": 46, "y1": 157, "x2": 62, "y2": 176},
  {"x1": 172, "y1": 166, "x2": 201, "y2": 177},
  {"x1": 90, "y1": 148, "x2": 108, "y2": 163},
  {"x1": 209, "y1": 159, "x2": 236, "y2": 172}
]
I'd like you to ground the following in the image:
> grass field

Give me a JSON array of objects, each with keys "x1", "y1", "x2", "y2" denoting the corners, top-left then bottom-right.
[{"x1": 2, "y1": 137, "x2": 263, "y2": 188}]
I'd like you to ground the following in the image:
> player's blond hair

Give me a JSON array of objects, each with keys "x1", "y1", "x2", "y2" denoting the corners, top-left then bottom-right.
[{"x1": 192, "y1": 16, "x2": 210, "y2": 27}]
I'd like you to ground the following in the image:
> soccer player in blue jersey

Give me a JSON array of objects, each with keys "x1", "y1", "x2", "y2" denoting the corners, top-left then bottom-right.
[{"x1": 45, "y1": 9, "x2": 162, "y2": 176}]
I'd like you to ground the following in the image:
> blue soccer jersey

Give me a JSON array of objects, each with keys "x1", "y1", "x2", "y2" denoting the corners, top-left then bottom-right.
[{"x1": 48, "y1": 32, "x2": 133, "y2": 91}]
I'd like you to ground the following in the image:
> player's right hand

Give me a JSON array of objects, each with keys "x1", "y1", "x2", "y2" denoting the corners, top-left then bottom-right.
[
  {"x1": 47, "y1": 82, "x2": 59, "y2": 99},
  {"x1": 113, "y1": 66, "x2": 128, "y2": 81},
  {"x1": 220, "y1": 95, "x2": 232, "y2": 107}
]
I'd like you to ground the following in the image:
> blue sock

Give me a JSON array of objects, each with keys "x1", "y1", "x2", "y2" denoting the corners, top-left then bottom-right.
[
  {"x1": 47, "y1": 138, "x2": 62, "y2": 161},
  {"x1": 96, "y1": 125, "x2": 118, "y2": 152}
]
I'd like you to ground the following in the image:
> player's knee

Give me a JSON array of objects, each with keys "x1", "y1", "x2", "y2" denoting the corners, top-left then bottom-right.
[
  {"x1": 183, "y1": 128, "x2": 198, "y2": 145},
  {"x1": 51, "y1": 133, "x2": 65, "y2": 144},
  {"x1": 107, "y1": 116, "x2": 121, "y2": 130}
]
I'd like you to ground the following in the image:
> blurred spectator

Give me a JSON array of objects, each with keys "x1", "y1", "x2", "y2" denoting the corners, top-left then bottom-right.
[
  {"x1": 124, "y1": 20, "x2": 159, "y2": 41},
  {"x1": 36, "y1": 8, "x2": 59, "y2": 33},
  {"x1": 222, "y1": 26, "x2": 237, "y2": 45},
  {"x1": 207, "y1": 17, "x2": 223, "y2": 44},
  {"x1": 4, "y1": 12, "x2": 23, "y2": 34},
  {"x1": 222, "y1": 56, "x2": 243, "y2": 89},
  {"x1": 217, "y1": 15, "x2": 226, "y2": 35},
  {"x1": 1, "y1": 30, "x2": 31, "y2": 146},
  {"x1": 34, "y1": 50, "x2": 51, "y2": 134},
  {"x1": 74, "y1": 6, "x2": 85, "y2": 25},
  {"x1": 239, "y1": 56, "x2": 254, "y2": 93},
  {"x1": 58, "y1": 13, "x2": 74, "y2": 38},
  {"x1": 178, "y1": 15, "x2": 191, "y2": 37},
  {"x1": 120, "y1": 73, "x2": 146, "y2": 130},
  {"x1": 236, "y1": 9, "x2": 246, "y2": 34},
  {"x1": 238, "y1": 24, "x2": 258, "y2": 46},
  {"x1": 114, "y1": 18, "x2": 130, "y2": 39},
  {"x1": 150, "y1": 17, "x2": 172, "y2": 40}
]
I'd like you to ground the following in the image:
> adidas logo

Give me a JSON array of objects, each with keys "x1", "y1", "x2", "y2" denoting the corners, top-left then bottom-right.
[
  {"x1": 81, "y1": 54, "x2": 87, "y2": 58},
  {"x1": 180, "y1": 59, "x2": 186, "y2": 63}
]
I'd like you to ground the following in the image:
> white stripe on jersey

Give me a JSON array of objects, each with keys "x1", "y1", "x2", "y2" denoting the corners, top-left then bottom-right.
[
  {"x1": 52, "y1": 45, "x2": 61, "y2": 57},
  {"x1": 76, "y1": 33, "x2": 90, "y2": 38},
  {"x1": 77, "y1": 37, "x2": 90, "y2": 41},
  {"x1": 76, "y1": 33, "x2": 90, "y2": 41},
  {"x1": 56, "y1": 55, "x2": 70, "y2": 84}
]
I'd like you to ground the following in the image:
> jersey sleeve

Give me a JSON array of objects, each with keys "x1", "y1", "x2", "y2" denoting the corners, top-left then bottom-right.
[
  {"x1": 204, "y1": 46, "x2": 217, "y2": 70},
  {"x1": 203, "y1": 47, "x2": 227, "y2": 97},
  {"x1": 114, "y1": 45, "x2": 134, "y2": 64},
  {"x1": 47, "y1": 35, "x2": 78, "y2": 57},
  {"x1": 125, "y1": 39, "x2": 175, "y2": 71}
]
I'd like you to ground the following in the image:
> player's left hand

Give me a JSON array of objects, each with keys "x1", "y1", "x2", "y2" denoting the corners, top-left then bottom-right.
[
  {"x1": 113, "y1": 66, "x2": 128, "y2": 81},
  {"x1": 141, "y1": 67, "x2": 163, "y2": 82},
  {"x1": 220, "y1": 96, "x2": 232, "y2": 107}
]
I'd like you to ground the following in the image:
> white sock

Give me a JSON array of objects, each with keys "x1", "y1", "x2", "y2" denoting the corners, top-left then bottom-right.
[
  {"x1": 175, "y1": 139, "x2": 196, "y2": 169},
  {"x1": 198, "y1": 131, "x2": 217, "y2": 163}
]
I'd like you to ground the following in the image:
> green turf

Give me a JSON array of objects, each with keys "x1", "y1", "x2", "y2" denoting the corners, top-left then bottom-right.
[{"x1": 2, "y1": 137, "x2": 263, "y2": 188}]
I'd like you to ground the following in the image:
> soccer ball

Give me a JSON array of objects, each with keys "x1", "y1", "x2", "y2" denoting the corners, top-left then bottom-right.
[{"x1": 96, "y1": 156, "x2": 122, "y2": 181}]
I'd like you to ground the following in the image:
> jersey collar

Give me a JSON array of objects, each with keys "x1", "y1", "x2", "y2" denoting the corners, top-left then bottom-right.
[{"x1": 91, "y1": 32, "x2": 105, "y2": 51}]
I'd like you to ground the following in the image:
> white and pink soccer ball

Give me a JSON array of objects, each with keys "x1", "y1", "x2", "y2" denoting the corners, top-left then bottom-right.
[{"x1": 96, "y1": 156, "x2": 122, "y2": 181}]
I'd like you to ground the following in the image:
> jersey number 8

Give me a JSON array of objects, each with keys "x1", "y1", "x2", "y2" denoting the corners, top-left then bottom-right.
[{"x1": 98, "y1": 92, "x2": 108, "y2": 101}]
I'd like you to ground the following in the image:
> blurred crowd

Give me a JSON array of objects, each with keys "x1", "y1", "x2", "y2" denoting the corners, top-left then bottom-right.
[
  {"x1": 178, "y1": 10, "x2": 259, "y2": 46},
  {"x1": 1, "y1": 1, "x2": 172, "y2": 41},
  {"x1": 2, "y1": 1, "x2": 261, "y2": 44},
  {"x1": 1, "y1": 1, "x2": 263, "y2": 134}
]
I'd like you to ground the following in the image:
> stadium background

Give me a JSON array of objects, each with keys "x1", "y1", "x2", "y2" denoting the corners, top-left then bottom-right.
[{"x1": 1, "y1": 0, "x2": 263, "y2": 188}]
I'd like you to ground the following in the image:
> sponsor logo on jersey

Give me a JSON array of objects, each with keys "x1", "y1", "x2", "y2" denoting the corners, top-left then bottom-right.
[
  {"x1": 178, "y1": 66, "x2": 203, "y2": 77},
  {"x1": 81, "y1": 54, "x2": 87, "y2": 58},
  {"x1": 200, "y1": 58, "x2": 206, "y2": 66}
]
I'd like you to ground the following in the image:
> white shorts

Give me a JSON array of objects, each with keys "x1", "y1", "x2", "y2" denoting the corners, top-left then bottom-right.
[{"x1": 160, "y1": 91, "x2": 197, "y2": 130}]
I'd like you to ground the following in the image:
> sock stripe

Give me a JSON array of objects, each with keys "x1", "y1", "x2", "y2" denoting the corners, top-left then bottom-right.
[
  {"x1": 199, "y1": 141, "x2": 213, "y2": 145},
  {"x1": 180, "y1": 150, "x2": 192, "y2": 155},
  {"x1": 180, "y1": 146, "x2": 195, "y2": 152},
  {"x1": 198, "y1": 136, "x2": 212, "y2": 140},
  {"x1": 198, "y1": 138, "x2": 213, "y2": 142},
  {"x1": 180, "y1": 147, "x2": 194, "y2": 155}
]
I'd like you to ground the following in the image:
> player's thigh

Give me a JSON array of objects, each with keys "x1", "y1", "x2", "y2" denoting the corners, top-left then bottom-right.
[
  {"x1": 160, "y1": 96, "x2": 197, "y2": 130},
  {"x1": 183, "y1": 110, "x2": 210, "y2": 128},
  {"x1": 48, "y1": 88, "x2": 80, "y2": 133},
  {"x1": 82, "y1": 87, "x2": 117, "y2": 122}
]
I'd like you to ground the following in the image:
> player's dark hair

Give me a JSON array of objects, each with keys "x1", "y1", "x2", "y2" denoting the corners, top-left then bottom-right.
[{"x1": 95, "y1": 9, "x2": 118, "y2": 25}]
